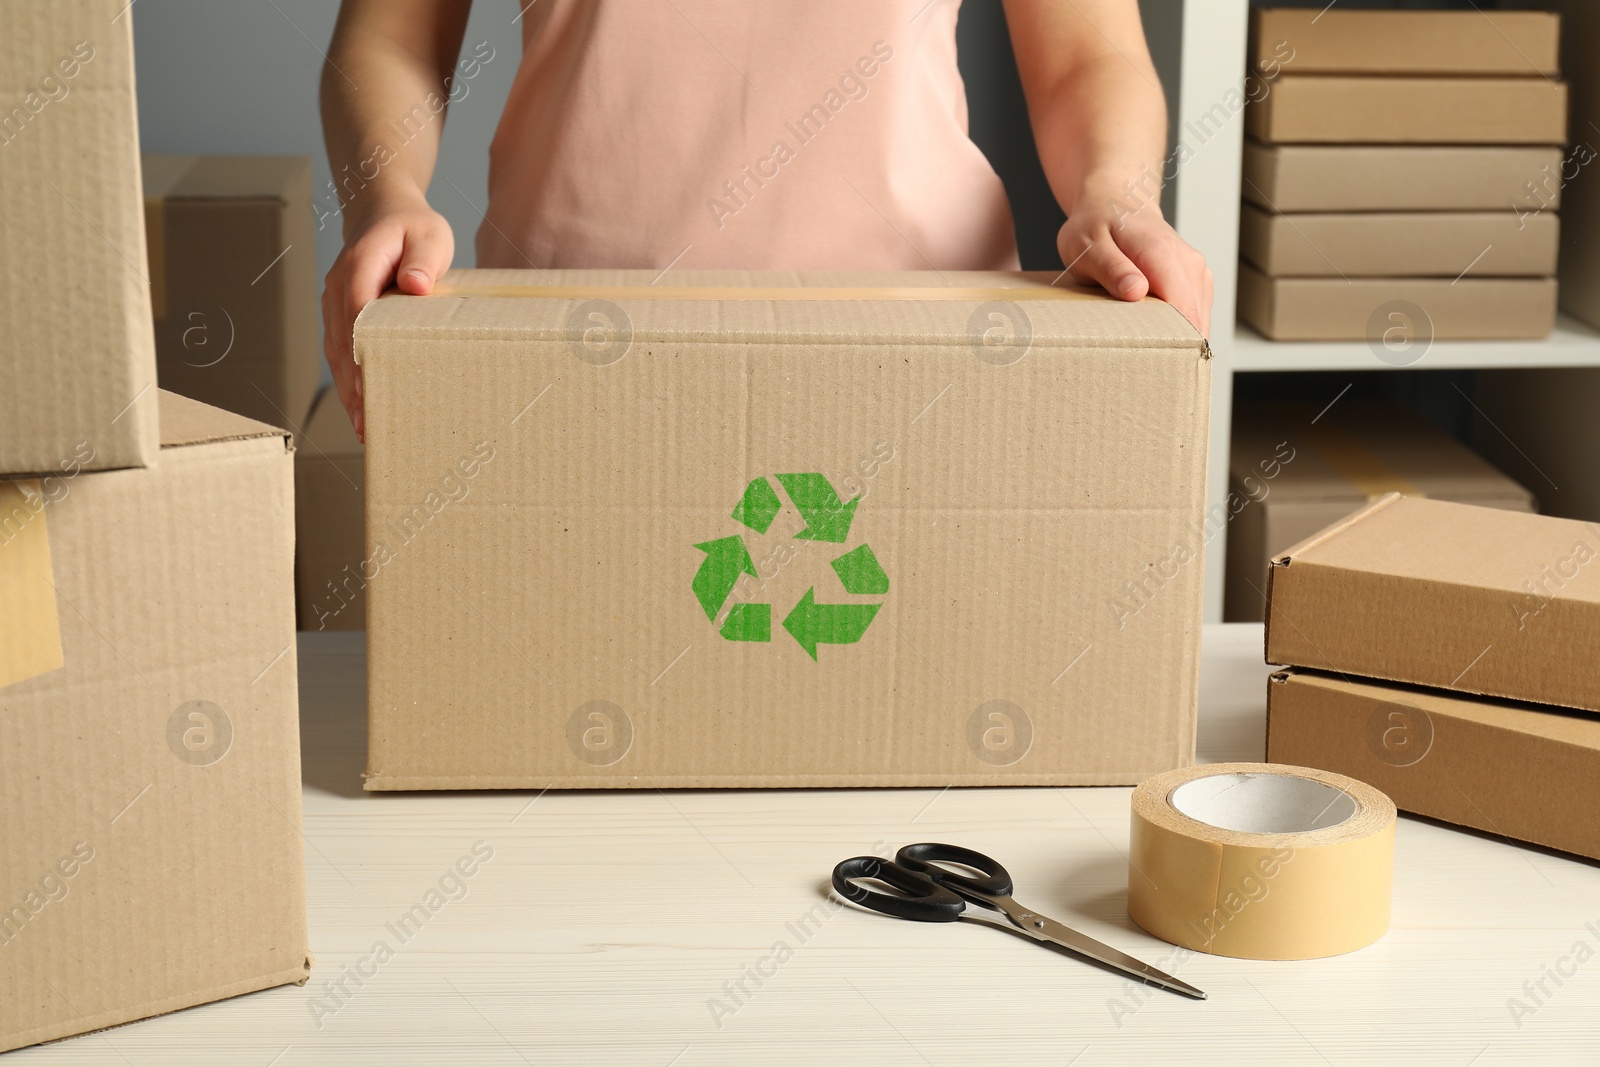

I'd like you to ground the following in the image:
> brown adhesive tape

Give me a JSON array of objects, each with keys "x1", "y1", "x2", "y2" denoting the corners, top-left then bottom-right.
[
  {"x1": 1303, "y1": 421, "x2": 1421, "y2": 499},
  {"x1": 0, "y1": 480, "x2": 65, "y2": 690},
  {"x1": 1128, "y1": 762, "x2": 1395, "y2": 960},
  {"x1": 429, "y1": 283, "x2": 1100, "y2": 303}
]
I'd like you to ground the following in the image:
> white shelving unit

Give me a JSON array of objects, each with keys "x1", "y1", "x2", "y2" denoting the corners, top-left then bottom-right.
[
  {"x1": 1232, "y1": 315, "x2": 1600, "y2": 371},
  {"x1": 1164, "y1": 0, "x2": 1600, "y2": 620}
]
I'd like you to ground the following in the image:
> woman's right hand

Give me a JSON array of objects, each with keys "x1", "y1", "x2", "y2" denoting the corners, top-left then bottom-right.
[{"x1": 321, "y1": 194, "x2": 454, "y2": 440}]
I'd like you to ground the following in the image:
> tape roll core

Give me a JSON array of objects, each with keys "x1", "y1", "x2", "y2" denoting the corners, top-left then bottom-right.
[
  {"x1": 1169, "y1": 772, "x2": 1357, "y2": 834},
  {"x1": 1129, "y1": 762, "x2": 1395, "y2": 960}
]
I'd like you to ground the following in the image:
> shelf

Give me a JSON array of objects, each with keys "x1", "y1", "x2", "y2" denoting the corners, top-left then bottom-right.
[{"x1": 1229, "y1": 314, "x2": 1600, "y2": 372}]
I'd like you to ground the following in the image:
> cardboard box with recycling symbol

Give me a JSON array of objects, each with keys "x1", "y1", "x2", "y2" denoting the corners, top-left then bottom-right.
[
  {"x1": 694, "y1": 473, "x2": 889, "y2": 655},
  {"x1": 356, "y1": 269, "x2": 1211, "y2": 788}
]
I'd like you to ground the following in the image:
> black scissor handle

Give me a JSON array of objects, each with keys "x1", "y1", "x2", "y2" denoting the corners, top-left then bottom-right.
[
  {"x1": 831, "y1": 855, "x2": 966, "y2": 922},
  {"x1": 895, "y1": 842, "x2": 1014, "y2": 899}
]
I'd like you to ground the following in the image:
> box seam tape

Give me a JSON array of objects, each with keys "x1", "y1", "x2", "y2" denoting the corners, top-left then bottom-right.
[{"x1": 0, "y1": 480, "x2": 65, "y2": 690}]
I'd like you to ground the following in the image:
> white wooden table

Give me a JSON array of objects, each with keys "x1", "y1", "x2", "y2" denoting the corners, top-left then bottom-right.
[{"x1": 20, "y1": 625, "x2": 1600, "y2": 1064}]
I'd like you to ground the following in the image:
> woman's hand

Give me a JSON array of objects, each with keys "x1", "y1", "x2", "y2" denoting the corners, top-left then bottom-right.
[
  {"x1": 1057, "y1": 200, "x2": 1212, "y2": 338},
  {"x1": 319, "y1": 0, "x2": 472, "y2": 439},
  {"x1": 1000, "y1": 0, "x2": 1211, "y2": 336},
  {"x1": 320, "y1": 194, "x2": 453, "y2": 440}
]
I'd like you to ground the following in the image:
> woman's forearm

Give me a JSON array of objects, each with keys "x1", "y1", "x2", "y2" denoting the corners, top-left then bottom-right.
[
  {"x1": 1002, "y1": 0, "x2": 1210, "y2": 333},
  {"x1": 319, "y1": 0, "x2": 472, "y2": 234},
  {"x1": 1027, "y1": 51, "x2": 1169, "y2": 221}
]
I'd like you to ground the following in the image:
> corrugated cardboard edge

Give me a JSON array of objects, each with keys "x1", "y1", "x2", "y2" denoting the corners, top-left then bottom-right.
[
  {"x1": 363, "y1": 770, "x2": 1176, "y2": 790},
  {"x1": 353, "y1": 270, "x2": 1209, "y2": 354},
  {"x1": 159, "y1": 390, "x2": 294, "y2": 452},
  {"x1": 1276, "y1": 666, "x2": 1600, "y2": 744},
  {"x1": 1264, "y1": 492, "x2": 1404, "y2": 664},
  {"x1": 4, "y1": 960, "x2": 310, "y2": 1055}
]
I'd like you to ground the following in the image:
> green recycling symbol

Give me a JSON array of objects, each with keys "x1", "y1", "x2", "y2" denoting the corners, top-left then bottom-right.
[{"x1": 692, "y1": 474, "x2": 888, "y2": 659}]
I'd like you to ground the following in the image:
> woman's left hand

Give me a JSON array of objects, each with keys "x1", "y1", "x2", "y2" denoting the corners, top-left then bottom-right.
[{"x1": 1056, "y1": 201, "x2": 1213, "y2": 338}]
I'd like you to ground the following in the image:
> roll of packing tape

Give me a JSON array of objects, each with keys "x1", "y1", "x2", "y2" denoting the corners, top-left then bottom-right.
[{"x1": 1128, "y1": 762, "x2": 1395, "y2": 960}]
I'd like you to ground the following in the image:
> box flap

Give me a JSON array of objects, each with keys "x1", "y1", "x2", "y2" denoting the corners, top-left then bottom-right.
[
  {"x1": 355, "y1": 269, "x2": 1206, "y2": 355},
  {"x1": 1273, "y1": 494, "x2": 1598, "y2": 595},
  {"x1": 159, "y1": 390, "x2": 290, "y2": 450},
  {"x1": 142, "y1": 154, "x2": 309, "y2": 203}
]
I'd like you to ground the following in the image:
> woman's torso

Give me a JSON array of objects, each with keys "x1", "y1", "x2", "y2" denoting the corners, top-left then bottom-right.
[{"x1": 478, "y1": 0, "x2": 1019, "y2": 272}]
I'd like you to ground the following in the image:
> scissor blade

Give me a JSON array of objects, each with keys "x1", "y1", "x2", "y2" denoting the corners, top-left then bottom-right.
[{"x1": 1005, "y1": 907, "x2": 1206, "y2": 1000}]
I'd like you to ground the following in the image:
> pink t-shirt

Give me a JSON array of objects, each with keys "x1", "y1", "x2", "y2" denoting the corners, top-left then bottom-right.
[{"x1": 477, "y1": 0, "x2": 1020, "y2": 272}]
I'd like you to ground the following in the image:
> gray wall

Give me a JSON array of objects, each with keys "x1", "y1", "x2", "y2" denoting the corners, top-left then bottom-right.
[
  {"x1": 131, "y1": 0, "x2": 1186, "y2": 363},
  {"x1": 132, "y1": 0, "x2": 521, "y2": 300}
]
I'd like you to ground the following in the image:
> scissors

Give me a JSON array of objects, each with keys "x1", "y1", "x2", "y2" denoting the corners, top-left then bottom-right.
[{"x1": 832, "y1": 842, "x2": 1205, "y2": 1000}]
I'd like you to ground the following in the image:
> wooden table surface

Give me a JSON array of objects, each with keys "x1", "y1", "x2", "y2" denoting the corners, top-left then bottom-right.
[{"x1": 18, "y1": 625, "x2": 1600, "y2": 1065}]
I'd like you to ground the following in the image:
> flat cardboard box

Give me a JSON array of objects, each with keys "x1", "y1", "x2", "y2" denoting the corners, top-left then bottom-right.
[
  {"x1": 1237, "y1": 265, "x2": 1558, "y2": 341},
  {"x1": 355, "y1": 269, "x2": 1212, "y2": 789},
  {"x1": 1267, "y1": 670, "x2": 1600, "y2": 862},
  {"x1": 1239, "y1": 204, "x2": 1559, "y2": 278},
  {"x1": 1246, "y1": 76, "x2": 1568, "y2": 145},
  {"x1": 1250, "y1": 8, "x2": 1560, "y2": 76},
  {"x1": 143, "y1": 155, "x2": 321, "y2": 430},
  {"x1": 1225, "y1": 402, "x2": 1534, "y2": 623},
  {"x1": 1242, "y1": 143, "x2": 1565, "y2": 214},
  {"x1": 0, "y1": 0, "x2": 158, "y2": 475},
  {"x1": 1266, "y1": 494, "x2": 1600, "y2": 714},
  {"x1": 0, "y1": 392, "x2": 307, "y2": 1053},
  {"x1": 296, "y1": 386, "x2": 366, "y2": 631}
]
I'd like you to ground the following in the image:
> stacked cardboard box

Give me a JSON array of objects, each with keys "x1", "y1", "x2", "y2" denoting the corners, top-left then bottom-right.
[
  {"x1": 142, "y1": 154, "x2": 321, "y2": 429},
  {"x1": 0, "y1": 2, "x2": 158, "y2": 473},
  {"x1": 1225, "y1": 401, "x2": 1534, "y2": 622},
  {"x1": 1265, "y1": 495, "x2": 1600, "y2": 862},
  {"x1": 0, "y1": 3, "x2": 308, "y2": 1054},
  {"x1": 1240, "y1": 9, "x2": 1568, "y2": 341}
]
